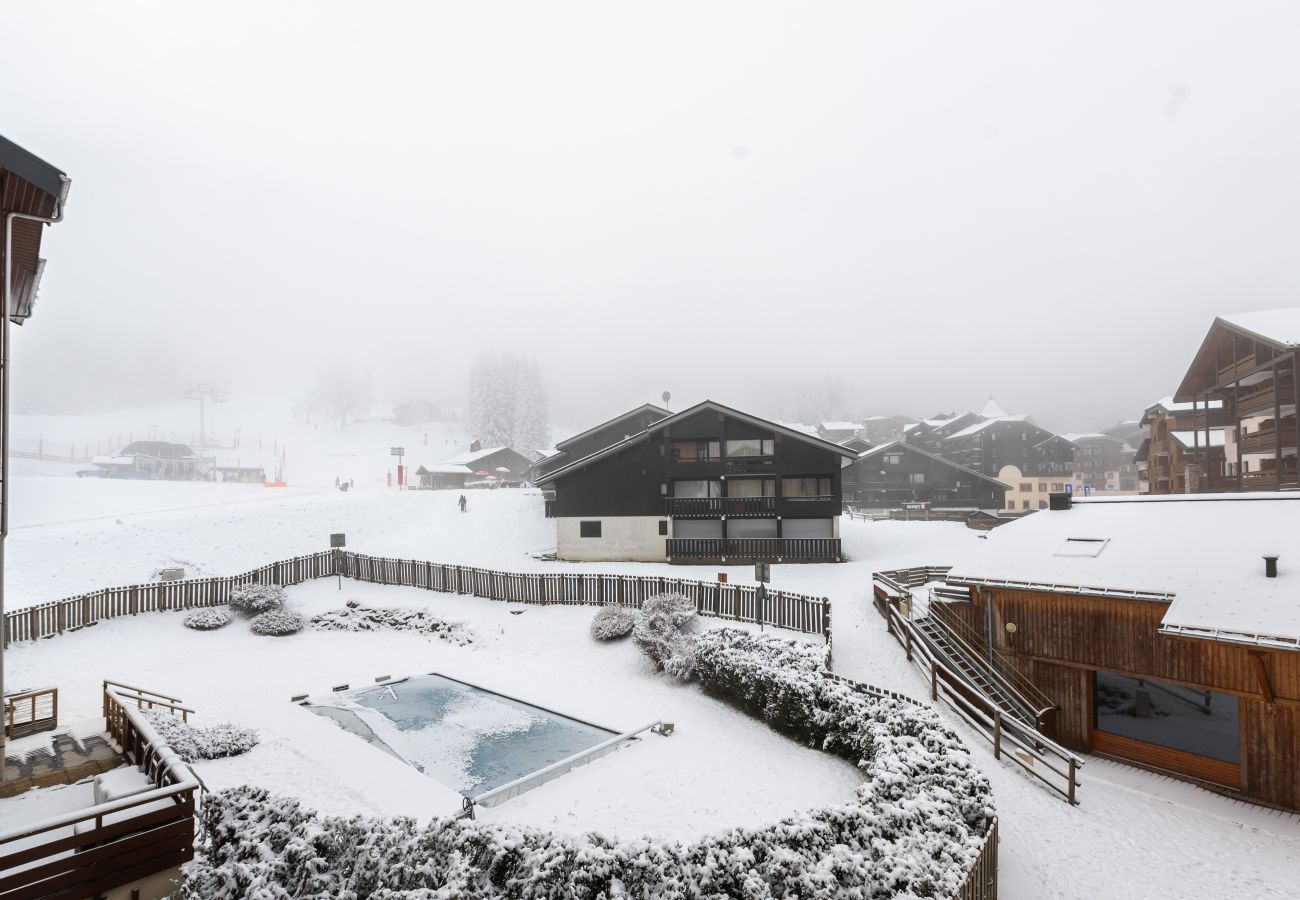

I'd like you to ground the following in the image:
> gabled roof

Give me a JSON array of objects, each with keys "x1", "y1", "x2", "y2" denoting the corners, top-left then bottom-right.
[
  {"x1": 1175, "y1": 309, "x2": 1300, "y2": 400},
  {"x1": 0, "y1": 134, "x2": 68, "y2": 201},
  {"x1": 946, "y1": 414, "x2": 1029, "y2": 440},
  {"x1": 854, "y1": 441, "x2": 1011, "y2": 489},
  {"x1": 979, "y1": 397, "x2": 1008, "y2": 419},
  {"x1": 535, "y1": 400, "x2": 859, "y2": 485},
  {"x1": 554, "y1": 403, "x2": 671, "y2": 451},
  {"x1": 416, "y1": 464, "x2": 474, "y2": 475},
  {"x1": 947, "y1": 493, "x2": 1300, "y2": 651},
  {"x1": 446, "y1": 446, "x2": 509, "y2": 465}
]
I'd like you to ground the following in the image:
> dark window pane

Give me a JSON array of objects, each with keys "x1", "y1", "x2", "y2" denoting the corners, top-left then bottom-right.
[
  {"x1": 1094, "y1": 671, "x2": 1239, "y2": 764},
  {"x1": 579, "y1": 520, "x2": 601, "y2": 538}
]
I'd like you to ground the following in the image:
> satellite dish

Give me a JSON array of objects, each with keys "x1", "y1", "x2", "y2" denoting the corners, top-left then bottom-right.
[{"x1": 661, "y1": 390, "x2": 671, "y2": 409}]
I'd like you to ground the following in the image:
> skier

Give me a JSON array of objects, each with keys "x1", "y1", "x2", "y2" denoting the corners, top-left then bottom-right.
[{"x1": 458, "y1": 494, "x2": 468, "y2": 513}]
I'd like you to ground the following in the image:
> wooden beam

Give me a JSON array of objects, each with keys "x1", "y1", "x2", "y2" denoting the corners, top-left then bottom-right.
[{"x1": 1249, "y1": 651, "x2": 1275, "y2": 704}]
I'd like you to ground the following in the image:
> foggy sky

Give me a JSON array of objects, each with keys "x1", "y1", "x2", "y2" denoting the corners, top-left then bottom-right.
[{"x1": 4, "y1": 1, "x2": 1300, "y2": 432}]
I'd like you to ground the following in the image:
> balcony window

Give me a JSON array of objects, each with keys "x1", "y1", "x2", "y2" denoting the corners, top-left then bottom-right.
[
  {"x1": 782, "y1": 476, "x2": 832, "y2": 498},
  {"x1": 674, "y1": 479, "x2": 721, "y2": 498},
  {"x1": 728, "y1": 478, "x2": 775, "y2": 498},
  {"x1": 672, "y1": 440, "x2": 721, "y2": 462},
  {"x1": 725, "y1": 438, "x2": 774, "y2": 458}
]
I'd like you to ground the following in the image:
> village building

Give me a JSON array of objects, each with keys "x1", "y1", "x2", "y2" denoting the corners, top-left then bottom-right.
[
  {"x1": 444, "y1": 445, "x2": 534, "y2": 487},
  {"x1": 533, "y1": 403, "x2": 671, "y2": 482},
  {"x1": 842, "y1": 441, "x2": 1008, "y2": 511},
  {"x1": 413, "y1": 464, "x2": 473, "y2": 490},
  {"x1": 862, "y1": 415, "x2": 916, "y2": 446},
  {"x1": 534, "y1": 400, "x2": 856, "y2": 563},
  {"x1": 83, "y1": 440, "x2": 211, "y2": 481},
  {"x1": 940, "y1": 492, "x2": 1300, "y2": 810},
  {"x1": 1171, "y1": 309, "x2": 1299, "y2": 492},
  {"x1": 1135, "y1": 396, "x2": 1231, "y2": 494},
  {"x1": 817, "y1": 421, "x2": 862, "y2": 443},
  {"x1": 1064, "y1": 432, "x2": 1141, "y2": 495}
]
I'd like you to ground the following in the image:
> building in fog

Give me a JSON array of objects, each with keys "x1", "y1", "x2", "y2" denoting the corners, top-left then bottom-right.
[
  {"x1": 1065, "y1": 433, "x2": 1140, "y2": 494},
  {"x1": 1135, "y1": 396, "x2": 1230, "y2": 494},
  {"x1": 842, "y1": 441, "x2": 1008, "y2": 511},
  {"x1": 534, "y1": 400, "x2": 855, "y2": 563}
]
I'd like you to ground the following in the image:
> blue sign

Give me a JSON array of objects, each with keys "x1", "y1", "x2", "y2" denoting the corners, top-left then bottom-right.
[{"x1": 1065, "y1": 483, "x2": 1073, "y2": 494}]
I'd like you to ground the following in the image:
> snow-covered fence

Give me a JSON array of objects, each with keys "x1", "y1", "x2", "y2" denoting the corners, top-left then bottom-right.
[
  {"x1": 337, "y1": 551, "x2": 831, "y2": 636},
  {"x1": 2, "y1": 550, "x2": 830, "y2": 645}
]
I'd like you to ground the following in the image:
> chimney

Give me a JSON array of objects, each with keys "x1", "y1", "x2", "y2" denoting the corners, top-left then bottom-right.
[
  {"x1": 1264, "y1": 556, "x2": 1279, "y2": 578},
  {"x1": 1049, "y1": 492, "x2": 1072, "y2": 511}
]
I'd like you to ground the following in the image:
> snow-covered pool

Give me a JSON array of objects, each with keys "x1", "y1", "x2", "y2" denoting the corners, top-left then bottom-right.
[{"x1": 306, "y1": 674, "x2": 619, "y2": 799}]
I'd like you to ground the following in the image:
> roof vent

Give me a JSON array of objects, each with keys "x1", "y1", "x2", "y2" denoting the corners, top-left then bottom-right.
[{"x1": 1264, "y1": 556, "x2": 1279, "y2": 578}]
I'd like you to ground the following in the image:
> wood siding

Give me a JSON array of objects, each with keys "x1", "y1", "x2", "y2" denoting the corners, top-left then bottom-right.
[{"x1": 955, "y1": 587, "x2": 1300, "y2": 809}]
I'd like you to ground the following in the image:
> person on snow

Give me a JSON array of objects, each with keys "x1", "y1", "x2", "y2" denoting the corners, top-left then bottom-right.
[{"x1": 458, "y1": 494, "x2": 468, "y2": 513}]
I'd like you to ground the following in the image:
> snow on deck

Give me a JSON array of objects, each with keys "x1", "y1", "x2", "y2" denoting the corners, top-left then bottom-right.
[{"x1": 948, "y1": 494, "x2": 1300, "y2": 647}]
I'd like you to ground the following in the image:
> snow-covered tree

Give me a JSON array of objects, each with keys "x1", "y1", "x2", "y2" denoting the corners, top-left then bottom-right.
[
  {"x1": 467, "y1": 351, "x2": 549, "y2": 450},
  {"x1": 304, "y1": 366, "x2": 372, "y2": 430}
]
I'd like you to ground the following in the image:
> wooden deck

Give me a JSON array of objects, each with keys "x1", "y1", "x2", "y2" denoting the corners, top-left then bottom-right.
[{"x1": 0, "y1": 728, "x2": 123, "y2": 798}]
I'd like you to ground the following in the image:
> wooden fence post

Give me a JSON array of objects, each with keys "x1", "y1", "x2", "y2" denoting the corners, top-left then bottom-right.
[
  {"x1": 993, "y1": 709, "x2": 1002, "y2": 760},
  {"x1": 930, "y1": 661, "x2": 938, "y2": 701}
]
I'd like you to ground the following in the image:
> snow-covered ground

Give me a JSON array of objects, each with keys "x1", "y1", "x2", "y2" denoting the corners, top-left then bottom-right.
[{"x1": 4, "y1": 476, "x2": 1299, "y2": 897}]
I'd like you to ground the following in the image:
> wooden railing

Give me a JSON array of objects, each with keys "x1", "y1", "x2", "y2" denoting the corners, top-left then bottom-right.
[
  {"x1": 954, "y1": 816, "x2": 999, "y2": 899},
  {"x1": 664, "y1": 496, "x2": 777, "y2": 516},
  {"x1": 3, "y1": 687, "x2": 57, "y2": 739},
  {"x1": 665, "y1": 538, "x2": 842, "y2": 562},
  {"x1": 4, "y1": 549, "x2": 831, "y2": 642},
  {"x1": 0, "y1": 688, "x2": 199, "y2": 900}
]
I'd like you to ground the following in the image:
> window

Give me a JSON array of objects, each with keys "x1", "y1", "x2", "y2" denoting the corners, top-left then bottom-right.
[
  {"x1": 1038, "y1": 500, "x2": 1047, "y2": 509},
  {"x1": 1038, "y1": 483, "x2": 1047, "y2": 492},
  {"x1": 884, "y1": 453, "x2": 903, "y2": 465},
  {"x1": 1094, "y1": 671, "x2": 1240, "y2": 764},
  {"x1": 1020, "y1": 483, "x2": 1032, "y2": 492},
  {"x1": 674, "y1": 480, "x2": 721, "y2": 498},
  {"x1": 1022, "y1": 500, "x2": 1030, "y2": 510},
  {"x1": 1007, "y1": 501, "x2": 1015, "y2": 510},
  {"x1": 908, "y1": 472, "x2": 926, "y2": 484},
  {"x1": 1051, "y1": 482, "x2": 1064, "y2": 491},
  {"x1": 1054, "y1": 537, "x2": 1109, "y2": 558},
  {"x1": 672, "y1": 440, "x2": 721, "y2": 462},
  {"x1": 728, "y1": 478, "x2": 775, "y2": 498},
  {"x1": 725, "y1": 438, "x2": 774, "y2": 458},
  {"x1": 579, "y1": 521, "x2": 601, "y2": 538},
  {"x1": 782, "y1": 476, "x2": 832, "y2": 498},
  {"x1": 658, "y1": 521, "x2": 668, "y2": 536}
]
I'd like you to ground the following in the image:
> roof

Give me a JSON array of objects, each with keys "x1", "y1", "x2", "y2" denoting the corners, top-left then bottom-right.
[
  {"x1": 1218, "y1": 308, "x2": 1300, "y2": 350},
  {"x1": 979, "y1": 398, "x2": 1008, "y2": 419},
  {"x1": 554, "y1": 403, "x2": 671, "y2": 451},
  {"x1": 778, "y1": 422, "x2": 822, "y2": 437},
  {"x1": 1060, "y1": 432, "x2": 1112, "y2": 443},
  {"x1": 120, "y1": 441, "x2": 198, "y2": 460},
  {"x1": 947, "y1": 415, "x2": 1029, "y2": 440},
  {"x1": 947, "y1": 493, "x2": 1300, "y2": 650},
  {"x1": 0, "y1": 134, "x2": 68, "y2": 200},
  {"x1": 857, "y1": 441, "x2": 1011, "y2": 489},
  {"x1": 446, "y1": 446, "x2": 509, "y2": 465},
  {"x1": 819, "y1": 421, "x2": 861, "y2": 432},
  {"x1": 1169, "y1": 429, "x2": 1228, "y2": 449},
  {"x1": 417, "y1": 464, "x2": 474, "y2": 475},
  {"x1": 535, "y1": 400, "x2": 859, "y2": 485}
]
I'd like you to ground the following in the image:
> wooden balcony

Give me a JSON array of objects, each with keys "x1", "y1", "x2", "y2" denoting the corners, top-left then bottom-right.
[
  {"x1": 666, "y1": 537, "x2": 842, "y2": 563},
  {"x1": 1238, "y1": 423, "x2": 1297, "y2": 455},
  {"x1": 665, "y1": 496, "x2": 775, "y2": 517}
]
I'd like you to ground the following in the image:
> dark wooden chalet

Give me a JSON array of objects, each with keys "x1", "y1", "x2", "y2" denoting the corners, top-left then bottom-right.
[
  {"x1": 414, "y1": 464, "x2": 472, "y2": 490},
  {"x1": 1136, "y1": 397, "x2": 1231, "y2": 494},
  {"x1": 941, "y1": 416, "x2": 1075, "y2": 481},
  {"x1": 533, "y1": 403, "x2": 671, "y2": 481},
  {"x1": 1173, "y1": 309, "x2": 1300, "y2": 491},
  {"x1": 534, "y1": 400, "x2": 856, "y2": 563},
  {"x1": 842, "y1": 441, "x2": 1008, "y2": 511},
  {"x1": 445, "y1": 445, "x2": 534, "y2": 486},
  {"x1": 942, "y1": 493, "x2": 1300, "y2": 810}
]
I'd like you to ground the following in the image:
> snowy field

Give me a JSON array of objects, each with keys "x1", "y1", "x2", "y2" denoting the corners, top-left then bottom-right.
[{"x1": 4, "y1": 474, "x2": 1299, "y2": 898}]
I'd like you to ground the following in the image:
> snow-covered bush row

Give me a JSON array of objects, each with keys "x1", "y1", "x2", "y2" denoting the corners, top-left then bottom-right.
[
  {"x1": 143, "y1": 710, "x2": 259, "y2": 762},
  {"x1": 589, "y1": 604, "x2": 637, "y2": 641},
  {"x1": 249, "y1": 609, "x2": 305, "y2": 635},
  {"x1": 182, "y1": 628, "x2": 994, "y2": 900},
  {"x1": 182, "y1": 608, "x2": 231, "y2": 631},
  {"x1": 311, "y1": 605, "x2": 473, "y2": 645},
  {"x1": 228, "y1": 583, "x2": 285, "y2": 616},
  {"x1": 631, "y1": 593, "x2": 699, "y2": 681}
]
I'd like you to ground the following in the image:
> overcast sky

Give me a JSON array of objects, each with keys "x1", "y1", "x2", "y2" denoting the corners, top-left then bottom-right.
[{"x1": 4, "y1": 1, "x2": 1300, "y2": 431}]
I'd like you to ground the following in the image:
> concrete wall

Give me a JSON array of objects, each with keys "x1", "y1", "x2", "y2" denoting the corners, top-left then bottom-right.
[{"x1": 556, "y1": 516, "x2": 667, "y2": 562}]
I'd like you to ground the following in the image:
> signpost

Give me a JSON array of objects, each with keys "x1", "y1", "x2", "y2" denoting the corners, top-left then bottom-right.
[
  {"x1": 754, "y1": 561, "x2": 770, "y2": 631},
  {"x1": 331, "y1": 533, "x2": 346, "y2": 589},
  {"x1": 391, "y1": 446, "x2": 405, "y2": 489}
]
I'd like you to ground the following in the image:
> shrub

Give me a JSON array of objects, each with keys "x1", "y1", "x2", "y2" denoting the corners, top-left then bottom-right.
[
  {"x1": 181, "y1": 627, "x2": 994, "y2": 900},
  {"x1": 182, "y1": 608, "x2": 231, "y2": 631},
  {"x1": 249, "y1": 609, "x2": 304, "y2": 636},
  {"x1": 311, "y1": 606, "x2": 472, "y2": 645},
  {"x1": 631, "y1": 593, "x2": 698, "y2": 680},
  {"x1": 229, "y1": 583, "x2": 285, "y2": 616},
  {"x1": 144, "y1": 710, "x2": 258, "y2": 762},
  {"x1": 589, "y1": 604, "x2": 637, "y2": 641}
]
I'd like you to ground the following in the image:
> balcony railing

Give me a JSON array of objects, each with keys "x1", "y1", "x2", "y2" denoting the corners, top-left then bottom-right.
[
  {"x1": 665, "y1": 496, "x2": 776, "y2": 517},
  {"x1": 723, "y1": 456, "x2": 775, "y2": 474},
  {"x1": 666, "y1": 538, "x2": 842, "y2": 562},
  {"x1": 1238, "y1": 423, "x2": 1297, "y2": 455}
]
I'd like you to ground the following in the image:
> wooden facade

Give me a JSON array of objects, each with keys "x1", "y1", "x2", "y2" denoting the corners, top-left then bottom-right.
[
  {"x1": 842, "y1": 441, "x2": 1008, "y2": 510},
  {"x1": 941, "y1": 585, "x2": 1300, "y2": 809}
]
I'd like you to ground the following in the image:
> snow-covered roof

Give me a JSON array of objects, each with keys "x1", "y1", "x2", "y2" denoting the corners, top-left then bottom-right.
[
  {"x1": 446, "y1": 447, "x2": 508, "y2": 465},
  {"x1": 947, "y1": 493, "x2": 1300, "y2": 650},
  {"x1": 778, "y1": 422, "x2": 822, "y2": 437},
  {"x1": 946, "y1": 415, "x2": 1029, "y2": 440},
  {"x1": 420, "y1": 464, "x2": 474, "y2": 475},
  {"x1": 1146, "y1": 395, "x2": 1224, "y2": 414},
  {"x1": 1060, "y1": 433, "x2": 1111, "y2": 443},
  {"x1": 819, "y1": 421, "x2": 860, "y2": 432},
  {"x1": 979, "y1": 398, "x2": 1008, "y2": 419},
  {"x1": 92, "y1": 455, "x2": 136, "y2": 466},
  {"x1": 1219, "y1": 307, "x2": 1300, "y2": 349},
  {"x1": 1170, "y1": 429, "x2": 1228, "y2": 449},
  {"x1": 553, "y1": 403, "x2": 671, "y2": 451},
  {"x1": 857, "y1": 441, "x2": 1011, "y2": 489}
]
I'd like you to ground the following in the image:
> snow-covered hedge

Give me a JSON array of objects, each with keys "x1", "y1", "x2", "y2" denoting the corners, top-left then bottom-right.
[
  {"x1": 249, "y1": 609, "x2": 305, "y2": 636},
  {"x1": 589, "y1": 604, "x2": 637, "y2": 641},
  {"x1": 182, "y1": 608, "x2": 231, "y2": 631},
  {"x1": 229, "y1": 583, "x2": 285, "y2": 616},
  {"x1": 183, "y1": 628, "x2": 994, "y2": 899},
  {"x1": 143, "y1": 711, "x2": 259, "y2": 762},
  {"x1": 631, "y1": 593, "x2": 699, "y2": 681},
  {"x1": 311, "y1": 605, "x2": 473, "y2": 645}
]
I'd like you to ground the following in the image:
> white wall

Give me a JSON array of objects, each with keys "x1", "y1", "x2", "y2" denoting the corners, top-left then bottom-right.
[{"x1": 556, "y1": 516, "x2": 667, "y2": 562}]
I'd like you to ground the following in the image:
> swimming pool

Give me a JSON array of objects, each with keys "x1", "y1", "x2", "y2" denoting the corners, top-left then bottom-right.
[{"x1": 305, "y1": 674, "x2": 623, "y2": 802}]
